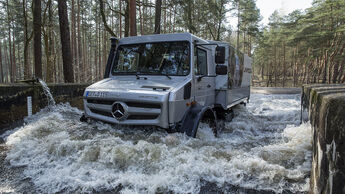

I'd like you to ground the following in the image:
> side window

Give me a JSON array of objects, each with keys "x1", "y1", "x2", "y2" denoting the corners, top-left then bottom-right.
[{"x1": 194, "y1": 48, "x2": 207, "y2": 75}]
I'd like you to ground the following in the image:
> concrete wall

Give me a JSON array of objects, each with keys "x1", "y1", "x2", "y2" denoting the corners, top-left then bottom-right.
[
  {"x1": 0, "y1": 83, "x2": 89, "y2": 133},
  {"x1": 302, "y1": 84, "x2": 345, "y2": 194}
]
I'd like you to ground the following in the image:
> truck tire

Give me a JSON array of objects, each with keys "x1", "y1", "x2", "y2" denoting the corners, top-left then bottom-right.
[
  {"x1": 216, "y1": 108, "x2": 234, "y2": 122},
  {"x1": 180, "y1": 104, "x2": 218, "y2": 138},
  {"x1": 224, "y1": 110, "x2": 234, "y2": 122},
  {"x1": 195, "y1": 118, "x2": 218, "y2": 138}
]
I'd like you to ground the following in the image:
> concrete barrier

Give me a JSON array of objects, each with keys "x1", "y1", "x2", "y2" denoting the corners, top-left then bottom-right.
[
  {"x1": 0, "y1": 83, "x2": 89, "y2": 132},
  {"x1": 302, "y1": 84, "x2": 345, "y2": 194}
]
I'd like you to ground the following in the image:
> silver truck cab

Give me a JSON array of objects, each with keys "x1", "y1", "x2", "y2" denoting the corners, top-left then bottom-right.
[{"x1": 81, "y1": 33, "x2": 251, "y2": 137}]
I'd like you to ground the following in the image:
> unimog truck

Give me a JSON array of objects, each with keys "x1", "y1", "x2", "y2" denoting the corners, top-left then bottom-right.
[{"x1": 81, "y1": 33, "x2": 252, "y2": 137}]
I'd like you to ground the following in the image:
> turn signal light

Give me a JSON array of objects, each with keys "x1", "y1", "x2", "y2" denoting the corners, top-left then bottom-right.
[{"x1": 186, "y1": 101, "x2": 197, "y2": 107}]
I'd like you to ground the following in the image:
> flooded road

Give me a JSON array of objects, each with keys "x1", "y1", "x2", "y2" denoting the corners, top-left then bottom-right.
[{"x1": 0, "y1": 94, "x2": 312, "y2": 193}]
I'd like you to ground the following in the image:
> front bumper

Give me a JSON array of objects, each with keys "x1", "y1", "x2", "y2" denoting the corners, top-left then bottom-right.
[{"x1": 83, "y1": 91, "x2": 170, "y2": 128}]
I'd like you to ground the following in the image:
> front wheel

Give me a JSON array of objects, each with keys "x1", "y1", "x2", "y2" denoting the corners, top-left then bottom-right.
[{"x1": 195, "y1": 118, "x2": 219, "y2": 138}]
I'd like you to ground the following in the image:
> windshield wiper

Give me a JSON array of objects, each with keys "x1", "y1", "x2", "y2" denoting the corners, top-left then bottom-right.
[{"x1": 136, "y1": 72, "x2": 147, "y2": 80}]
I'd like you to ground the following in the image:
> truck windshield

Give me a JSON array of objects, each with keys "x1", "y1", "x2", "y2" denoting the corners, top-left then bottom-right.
[{"x1": 111, "y1": 41, "x2": 190, "y2": 76}]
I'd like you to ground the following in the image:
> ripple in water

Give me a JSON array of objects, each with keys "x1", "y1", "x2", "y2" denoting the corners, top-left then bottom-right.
[{"x1": 3, "y1": 94, "x2": 312, "y2": 193}]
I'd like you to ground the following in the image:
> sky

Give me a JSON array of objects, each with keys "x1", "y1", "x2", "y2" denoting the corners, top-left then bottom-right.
[
  {"x1": 256, "y1": 0, "x2": 313, "y2": 25},
  {"x1": 227, "y1": 0, "x2": 313, "y2": 28}
]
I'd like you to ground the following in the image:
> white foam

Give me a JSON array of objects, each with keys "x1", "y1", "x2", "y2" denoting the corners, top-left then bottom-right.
[{"x1": 5, "y1": 94, "x2": 312, "y2": 193}]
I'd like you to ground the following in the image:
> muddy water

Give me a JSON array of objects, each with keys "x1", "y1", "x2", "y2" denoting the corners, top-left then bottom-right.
[{"x1": 2, "y1": 94, "x2": 311, "y2": 193}]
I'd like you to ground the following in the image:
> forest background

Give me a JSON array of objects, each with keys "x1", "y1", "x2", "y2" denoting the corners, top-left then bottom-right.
[{"x1": 0, "y1": 0, "x2": 344, "y2": 86}]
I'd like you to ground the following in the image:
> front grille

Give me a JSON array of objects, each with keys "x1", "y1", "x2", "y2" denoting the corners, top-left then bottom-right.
[
  {"x1": 88, "y1": 99, "x2": 161, "y2": 121},
  {"x1": 126, "y1": 102, "x2": 161, "y2": 109},
  {"x1": 87, "y1": 99, "x2": 161, "y2": 109},
  {"x1": 127, "y1": 115, "x2": 159, "y2": 120},
  {"x1": 90, "y1": 108, "x2": 113, "y2": 117},
  {"x1": 87, "y1": 99, "x2": 113, "y2": 105}
]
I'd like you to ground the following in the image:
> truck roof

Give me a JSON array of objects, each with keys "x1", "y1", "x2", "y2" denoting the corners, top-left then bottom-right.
[
  {"x1": 117, "y1": 33, "x2": 243, "y2": 56},
  {"x1": 118, "y1": 32, "x2": 208, "y2": 45}
]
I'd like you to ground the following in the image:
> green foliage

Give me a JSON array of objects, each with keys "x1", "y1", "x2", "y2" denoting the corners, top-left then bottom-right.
[{"x1": 253, "y1": 0, "x2": 345, "y2": 86}]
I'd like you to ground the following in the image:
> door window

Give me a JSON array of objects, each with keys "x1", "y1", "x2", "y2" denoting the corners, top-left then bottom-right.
[{"x1": 194, "y1": 48, "x2": 207, "y2": 75}]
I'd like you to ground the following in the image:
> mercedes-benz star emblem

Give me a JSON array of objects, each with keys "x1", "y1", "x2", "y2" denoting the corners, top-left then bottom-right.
[{"x1": 111, "y1": 102, "x2": 128, "y2": 120}]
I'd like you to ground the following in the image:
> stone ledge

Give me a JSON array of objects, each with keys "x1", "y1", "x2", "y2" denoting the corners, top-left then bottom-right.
[{"x1": 302, "y1": 84, "x2": 345, "y2": 194}]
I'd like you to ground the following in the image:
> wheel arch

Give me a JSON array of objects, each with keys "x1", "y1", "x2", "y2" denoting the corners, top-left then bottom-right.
[{"x1": 179, "y1": 104, "x2": 217, "y2": 138}]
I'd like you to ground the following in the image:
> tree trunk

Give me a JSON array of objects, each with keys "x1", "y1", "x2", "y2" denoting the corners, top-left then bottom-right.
[
  {"x1": 129, "y1": 0, "x2": 137, "y2": 36},
  {"x1": 119, "y1": 0, "x2": 122, "y2": 38},
  {"x1": 322, "y1": 50, "x2": 328, "y2": 83},
  {"x1": 0, "y1": 41, "x2": 3, "y2": 83},
  {"x1": 57, "y1": 0, "x2": 74, "y2": 83},
  {"x1": 139, "y1": 1, "x2": 144, "y2": 35},
  {"x1": 6, "y1": 0, "x2": 13, "y2": 82},
  {"x1": 46, "y1": 0, "x2": 55, "y2": 83},
  {"x1": 169, "y1": 6, "x2": 172, "y2": 33},
  {"x1": 23, "y1": 0, "x2": 33, "y2": 79},
  {"x1": 71, "y1": 0, "x2": 78, "y2": 82},
  {"x1": 163, "y1": 0, "x2": 166, "y2": 33},
  {"x1": 154, "y1": 0, "x2": 162, "y2": 34},
  {"x1": 77, "y1": 0, "x2": 83, "y2": 82},
  {"x1": 125, "y1": 0, "x2": 129, "y2": 37},
  {"x1": 12, "y1": 27, "x2": 16, "y2": 81},
  {"x1": 186, "y1": 1, "x2": 193, "y2": 33},
  {"x1": 236, "y1": 1, "x2": 240, "y2": 52},
  {"x1": 33, "y1": 0, "x2": 42, "y2": 79},
  {"x1": 283, "y1": 41, "x2": 286, "y2": 87},
  {"x1": 173, "y1": 6, "x2": 176, "y2": 33}
]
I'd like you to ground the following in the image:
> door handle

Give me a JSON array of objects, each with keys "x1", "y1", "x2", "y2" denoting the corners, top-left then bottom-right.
[{"x1": 207, "y1": 84, "x2": 211, "y2": 88}]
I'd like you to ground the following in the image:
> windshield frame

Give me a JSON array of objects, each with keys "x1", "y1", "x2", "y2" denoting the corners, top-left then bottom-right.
[{"x1": 110, "y1": 40, "x2": 191, "y2": 77}]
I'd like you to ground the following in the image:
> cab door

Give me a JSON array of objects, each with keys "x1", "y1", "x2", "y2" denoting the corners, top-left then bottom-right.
[{"x1": 194, "y1": 47, "x2": 214, "y2": 106}]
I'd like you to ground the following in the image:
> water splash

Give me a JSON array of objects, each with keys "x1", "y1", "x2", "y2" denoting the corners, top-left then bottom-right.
[
  {"x1": 3, "y1": 94, "x2": 312, "y2": 193},
  {"x1": 38, "y1": 79, "x2": 56, "y2": 106}
]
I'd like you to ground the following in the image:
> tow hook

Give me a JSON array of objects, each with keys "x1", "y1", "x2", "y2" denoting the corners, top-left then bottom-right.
[{"x1": 80, "y1": 114, "x2": 88, "y2": 122}]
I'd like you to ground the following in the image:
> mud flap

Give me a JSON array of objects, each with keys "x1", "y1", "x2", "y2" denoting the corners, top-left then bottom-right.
[{"x1": 179, "y1": 104, "x2": 218, "y2": 138}]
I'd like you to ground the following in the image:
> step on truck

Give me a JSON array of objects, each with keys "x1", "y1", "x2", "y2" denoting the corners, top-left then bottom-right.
[{"x1": 81, "y1": 33, "x2": 252, "y2": 137}]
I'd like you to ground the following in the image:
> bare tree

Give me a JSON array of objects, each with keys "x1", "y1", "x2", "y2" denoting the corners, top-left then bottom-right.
[
  {"x1": 0, "y1": 40, "x2": 3, "y2": 82},
  {"x1": 129, "y1": 0, "x2": 136, "y2": 36},
  {"x1": 57, "y1": 0, "x2": 74, "y2": 83},
  {"x1": 33, "y1": 0, "x2": 42, "y2": 79},
  {"x1": 154, "y1": 0, "x2": 162, "y2": 34},
  {"x1": 77, "y1": 0, "x2": 83, "y2": 82},
  {"x1": 23, "y1": 0, "x2": 33, "y2": 79}
]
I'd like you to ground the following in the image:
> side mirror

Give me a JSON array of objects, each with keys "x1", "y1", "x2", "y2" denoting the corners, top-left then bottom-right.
[
  {"x1": 216, "y1": 65, "x2": 227, "y2": 75},
  {"x1": 215, "y1": 46, "x2": 225, "y2": 64}
]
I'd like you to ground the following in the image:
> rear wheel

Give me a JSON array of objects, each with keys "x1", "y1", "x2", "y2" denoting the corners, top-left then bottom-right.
[
  {"x1": 215, "y1": 108, "x2": 234, "y2": 122},
  {"x1": 224, "y1": 109, "x2": 234, "y2": 122}
]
